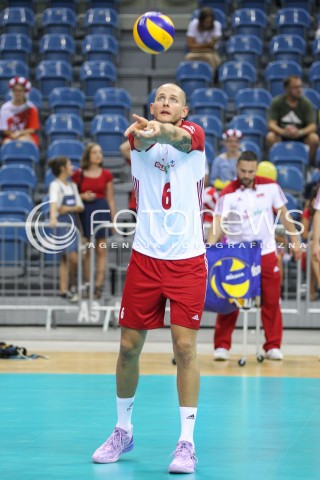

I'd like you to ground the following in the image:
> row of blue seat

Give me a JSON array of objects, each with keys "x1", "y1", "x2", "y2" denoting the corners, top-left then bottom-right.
[
  {"x1": 176, "y1": 60, "x2": 320, "y2": 99},
  {"x1": 0, "y1": 7, "x2": 119, "y2": 36},
  {"x1": 0, "y1": 33, "x2": 119, "y2": 64},
  {"x1": 0, "y1": 59, "x2": 117, "y2": 97},
  {"x1": 198, "y1": 0, "x2": 315, "y2": 15},
  {"x1": 195, "y1": 7, "x2": 313, "y2": 38}
]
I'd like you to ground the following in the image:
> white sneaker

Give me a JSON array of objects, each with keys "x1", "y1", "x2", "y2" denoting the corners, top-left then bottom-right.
[
  {"x1": 266, "y1": 348, "x2": 284, "y2": 361},
  {"x1": 213, "y1": 348, "x2": 229, "y2": 361}
]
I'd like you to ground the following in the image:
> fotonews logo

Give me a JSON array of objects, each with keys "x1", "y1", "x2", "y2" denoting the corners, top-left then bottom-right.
[
  {"x1": 25, "y1": 201, "x2": 77, "y2": 254},
  {"x1": 209, "y1": 257, "x2": 250, "y2": 299}
]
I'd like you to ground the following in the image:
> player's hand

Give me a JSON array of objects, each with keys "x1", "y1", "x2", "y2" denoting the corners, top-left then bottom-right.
[
  {"x1": 290, "y1": 242, "x2": 302, "y2": 261},
  {"x1": 125, "y1": 114, "x2": 160, "y2": 139}
]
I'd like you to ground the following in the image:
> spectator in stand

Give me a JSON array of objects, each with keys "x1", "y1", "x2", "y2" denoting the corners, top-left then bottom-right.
[
  {"x1": 49, "y1": 156, "x2": 84, "y2": 303},
  {"x1": 207, "y1": 151, "x2": 301, "y2": 361},
  {"x1": 209, "y1": 129, "x2": 242, "y2": 185},
  {"x1": 302, "y1": 185, "x2": 320, "y2": 301},
  {"x1": 0, "y1": 77, "x2": 40, "y2": 146},
  {"x1": 185, "y1": 7, "x2": 222, "y2": 73},
  {"x1": 266, "y1": 76, "x2": 319, "y2": 165},
  {"x1": 72, "y1": 143, "x2": 116, "y2": 300}
]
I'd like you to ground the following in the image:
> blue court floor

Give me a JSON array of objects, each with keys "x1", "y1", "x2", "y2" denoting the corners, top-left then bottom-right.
[{"x1": 0, "y1": 374, "x2": 319, "y2": 480}]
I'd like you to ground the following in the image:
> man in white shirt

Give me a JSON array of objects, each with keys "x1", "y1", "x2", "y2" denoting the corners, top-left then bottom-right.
[
  {"x1": 185, "y1": 7, "x2": 222, "y2": 71},
  {"x1": 92, "y1": 84, "x2": 207, "y2": 474},
  {"x1": 207, "y1": 150, "x2": 301, "y2": 361}
]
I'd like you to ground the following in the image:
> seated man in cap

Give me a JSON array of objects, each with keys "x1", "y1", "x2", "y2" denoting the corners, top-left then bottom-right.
[{"x1": 0, "y1": 76, "x2": 40, "y2": 146}]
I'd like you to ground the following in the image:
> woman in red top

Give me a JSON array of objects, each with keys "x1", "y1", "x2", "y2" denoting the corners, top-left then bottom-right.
[{"x1": 72, "y1": 143, "x2": 116, "y2": 299}]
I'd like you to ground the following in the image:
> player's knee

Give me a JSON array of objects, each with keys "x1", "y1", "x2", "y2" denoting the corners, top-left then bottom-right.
[
  {"x1": 119, "y1": 338, "x2": 141, "y2": 361},
  {"x1": 173, "y1": 339, "x2": 196, "y2": 364},
  {"x1": 305, "y1": 132, "x2": 319, "y2": 147}
]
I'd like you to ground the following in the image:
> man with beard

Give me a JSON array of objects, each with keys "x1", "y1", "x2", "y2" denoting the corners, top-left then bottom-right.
[{"x1": 207, "y1": 150, "x2": 301, "y2": 361}]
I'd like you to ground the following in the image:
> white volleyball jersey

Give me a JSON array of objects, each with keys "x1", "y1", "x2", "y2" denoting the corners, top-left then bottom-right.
[
  {"x1": 215, "y1": 176, "x2": 287, "y2": 255},
  {"x1": 129, "y1": 120, "x2": 206, "y2": 260}
]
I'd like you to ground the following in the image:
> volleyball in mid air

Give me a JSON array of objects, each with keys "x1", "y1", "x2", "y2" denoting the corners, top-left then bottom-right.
[{"x1": 133, "y1": 12, "x2": 175, "y2": 54}]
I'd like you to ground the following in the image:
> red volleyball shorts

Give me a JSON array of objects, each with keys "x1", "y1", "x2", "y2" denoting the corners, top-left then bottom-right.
[{"x1": 119, "y1": 250, "x2": 207, "y2": 330}]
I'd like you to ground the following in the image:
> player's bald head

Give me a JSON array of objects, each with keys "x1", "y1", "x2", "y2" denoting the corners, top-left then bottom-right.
[{"x1": 155, "y1": 83, "x2": 187, "y2": 106}]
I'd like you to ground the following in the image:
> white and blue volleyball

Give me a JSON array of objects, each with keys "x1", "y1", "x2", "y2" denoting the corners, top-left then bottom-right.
[{"x1": 133, "y1": 12, "x2": 175, "y2": 54}]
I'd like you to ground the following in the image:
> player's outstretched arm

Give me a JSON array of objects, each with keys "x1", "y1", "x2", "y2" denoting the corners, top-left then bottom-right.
[{"x1": 125, "y1": 114, "x2": 191, "y2": 152}]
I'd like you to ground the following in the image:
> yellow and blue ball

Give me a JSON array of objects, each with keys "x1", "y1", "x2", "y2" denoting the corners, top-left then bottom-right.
[{"x1": 133, "y1": 11, "x2": 175, "y2": 54}]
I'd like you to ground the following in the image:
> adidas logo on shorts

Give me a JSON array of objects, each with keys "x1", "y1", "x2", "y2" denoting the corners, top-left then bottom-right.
[{"x1": 192, "y1": 314, "x2": 199, "y2": 321}]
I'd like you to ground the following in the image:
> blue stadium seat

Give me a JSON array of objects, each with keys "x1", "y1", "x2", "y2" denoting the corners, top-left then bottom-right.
[
  {"x1": 235, "y1": 88, "x2": 272, "y2": 118},
  {"x1": 0, "y1": 7, "x2": 35, "y2": 35},
  {"x1": 265, "y1": 60, "x2": 302, "y2": 97},
  {"x1": 309, "y1": 61, "x2": 320, "y2": 94},
  {"x1": 0, "y1": 191, "x2": 34, "y2": 220},
  {"x1": 204, "y1": 141, "x2": 215, "y2": 167},
  {"x1": 312, "y1": 39, "x2": 320, "y2": 62},
  {"x1": 94, "y1": 87, "x2": 131, "y2": 116},
  {"x1": 80, "y1": 60, "x2": 117, "y2": 97},
  {"x1": 269, "y1": 141, "x2": 309, "y2": 171},
  {"x1": 176, "y1": 61, "x2": 213, "y2": 99},
  {"x1": 218, "y1": 61, "x2": 256, "y2": 100},
  {"x1": 5, "y1": 87, "x2": 43, "y2": 109},
  {"x1": 0, "y1": 140, "x2": 39, "y2": 167},
  {"x1": 275, "y1": 8, "x2": 311, "y2": 37},
  {"x1": 283, "y1": 192, "x2": 301, "y2": 220},
  {"x1": 229, "y1": 114, "x2": 267, "y2": 149},
  {"x1": 227, "y1": 35, "x2": 263, "y2": 67},
  {"x1": 280, "y1": 0, "x2": 315, "y2": 10},
  {"x1": 276, "y1": 165, "x2": 304, "y2": 195},
  {"x1": 46, "y1": 0, "x2": 79, "y2": 8},
  {"x1": 41, "y1": 8, "x2": 76, "y2": 35},
  {"x1": 269, "y1": 34, "x2": 306, "y2": 62},
  {"x1": 240, "y1": 140, "x2": 261, "y2": 160},
  {"x1": 82, "y1": 34, "x2": 118, "y2": 62},
  {"x1": 84, "y1": 8, "x2": 118, "y2": 35},
  {"x1": 0, "y1": 164, "x2": 36, "y2": 195},
  {"x1": 189, "y1": 88, "x2": 228, "y2": 121},
  {"x1": 191, "y1": 9, "x2": 227, "y2": 28},
  {"x1": 39, "y1": 34, "x2": 75, "y2": 62},
  {"x1": 91, "y1": 114, "x2": 129, "y2": 155},
  {"x1": 44, "y1": 169, "x2": 55, "y2": 189},
  {"x1": 45, "y1": 114, "x2": 84, "y2": 143},
  {"x1": 236, "y1": 0, "x2": 271, "y2": 11},
  {"x1": 303, "y1": 88, "x2": 320, "y2": 116},
  {"x1": 47, "y1": 139, "x2": 84, "y2": 166},
  {"x1": 231, "y1": 8, "x2": 268, "y2": 36},
  {"x1": 48, "y1": 87, "x2": 85, "y2": 115},
  {"x1": 0, "y1": 215, "x2": 28, "y2": 269},
  {"x1": 0, "y1": 60, "x2": 29, "y2": 96},
  {"x1": 35, "y1": 60, "x2": 72, "y2": 96},
  {"x1": 198, "y1": 1, "x2": 232, "y2": 15},
  {"x1": 188, "y1": 114, "x2": 222, "y2": 150},
  {"x1": 0, "y1": 33, "x2": 32, "y2": 62},
  {"x1": 85, "y1": 0, "x2": 120, "y2": 8}
]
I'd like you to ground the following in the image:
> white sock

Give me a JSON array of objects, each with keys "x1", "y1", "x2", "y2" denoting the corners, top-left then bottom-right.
[
  {"x1": 178, "y1": 407, "x2": 197, "y2": 447},
  {"x1": 116, "y1": 396, "x2": 134, "y2": 433}
]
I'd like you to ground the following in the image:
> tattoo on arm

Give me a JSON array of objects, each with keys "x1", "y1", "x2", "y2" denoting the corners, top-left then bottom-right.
[{"x1": 172, "y1": 134, "x2": 191, "y2": 153}]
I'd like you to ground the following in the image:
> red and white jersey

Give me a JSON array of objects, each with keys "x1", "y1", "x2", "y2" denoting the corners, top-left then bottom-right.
[
  {"x1": 203, "y1": 186, "x2": 219, "y2": 223},
  {"x1": 215, "y1": 176, "x2": 287, "y2": 255},
  {"x1": 129, "y1": 120, "x2": 206, "y2": 260},
  {"x1": 0, "y1": 100, "x2": 40, "y2": 145}
]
